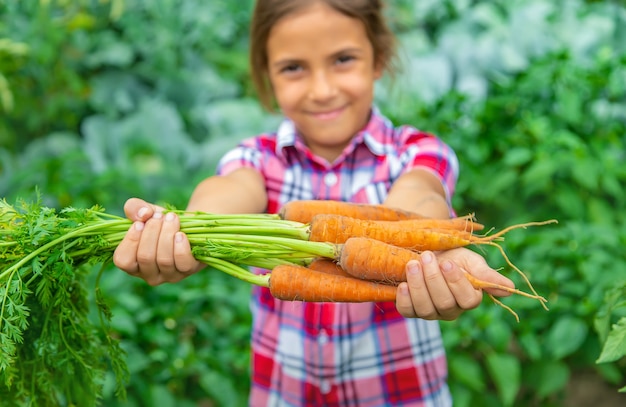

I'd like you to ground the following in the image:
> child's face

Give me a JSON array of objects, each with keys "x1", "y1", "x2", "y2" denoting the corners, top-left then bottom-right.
[{"x1": 266, "y1": 2, "x2": 382, "y2": 162}]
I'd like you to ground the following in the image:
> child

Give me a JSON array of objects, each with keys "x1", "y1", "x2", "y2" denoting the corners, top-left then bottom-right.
[{"x1": 113, "y1": 0, "x2": 514, "y2": 405}]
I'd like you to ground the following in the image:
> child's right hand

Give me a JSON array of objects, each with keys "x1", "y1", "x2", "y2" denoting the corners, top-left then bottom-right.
[{"x1": 113, "y1": 198, "x2": 204, "y2": 285}]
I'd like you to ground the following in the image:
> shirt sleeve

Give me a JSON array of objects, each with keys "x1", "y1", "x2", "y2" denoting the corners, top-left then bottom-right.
[
  {"x1": 399, "y1": 128, "x2": 460, "y2": 206},
  {"x1": 216, "y1": 137, "x2": 263, "y2": 176}
]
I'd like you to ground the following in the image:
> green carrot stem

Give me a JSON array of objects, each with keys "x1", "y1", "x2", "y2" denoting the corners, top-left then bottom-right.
[
  {"x1": 174, "y1": 211, "x2": 283, "y2": 221},
  {"x1": 182, "y1": 225, "x2": 310, "y2": 239},
  {"x1": 187, "y1": 234, "x2": 337, "y2": 258},
  {"x1": 195, "y1": 256, "x2": 270, "y2": 287},
  {"x1": 237, "y1": 258, "x2": 304, "y2": 270}
]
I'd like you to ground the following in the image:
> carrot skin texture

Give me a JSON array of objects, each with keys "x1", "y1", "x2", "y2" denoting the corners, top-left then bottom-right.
[
  {"x1": 269, "y1": 264, "x2": 397, "y2": 302},
  {"x1": 309, "y1": 214, "x2": 476, "y2": 250},
  {"x1": 339, "y1": 237, "x2": 421, "y2": 282},
  {"x1": 307, "y1": 257, "x2": 353, "y2": 278},
  {"x1": 381, "y1": 216, "x2": 485, "y2": 232},
  {"x1": 279, "y1": 200, "x2": 428, "y2": 224},
  {"x1": 339, "y1": 237, "x2": 547, "y2": 307}
]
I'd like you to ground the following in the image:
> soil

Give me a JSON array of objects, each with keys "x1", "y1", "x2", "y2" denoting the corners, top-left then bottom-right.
[{"x1": 564, "y1": 370, "x2": 626, "y2": 407}]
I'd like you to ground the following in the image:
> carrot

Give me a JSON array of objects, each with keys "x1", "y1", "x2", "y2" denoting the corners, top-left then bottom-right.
[
  {"x1": 307, "y1": 257, "x2": 353, "y2": 278},
  {"x1": 279, "y1": 200, "x2": 484, "y2": 230},
  {"x1": 373, "y1": 215, "x2": 484, "y2": 232},
  {"x1": 309, "y1": 214, "x2": 475, "y2": 249},
  {"x1": 309, "y1": 214, "x2": 555, "y2": 250},
  {"x1": 279, "y1": 200, "x2": 429, "y2": 223},
  {"x1": 338, "y1": 237, "x2": 417, "y2": 282},
  {"x1": 338, "y1": 236, "x2": 548, "y2": 319},
  {"x1": 269, "y1": 263, "x2": 398, "y2": 302},
  {"x1": 339, "y1": 236, "x2": 544, "y2": 297}
]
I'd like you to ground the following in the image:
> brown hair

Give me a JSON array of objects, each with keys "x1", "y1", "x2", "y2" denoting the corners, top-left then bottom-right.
[{"x1": 249, "y1": 0, "x2": 398, "y2": 111}]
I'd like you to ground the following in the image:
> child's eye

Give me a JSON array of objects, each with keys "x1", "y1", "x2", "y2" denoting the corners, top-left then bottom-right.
[
  {"x1": 336, "y1": 55, "x2": 355, "y2": 64},
  {"x1": 280, "y1": 64, "x2": 302, "y2": 74}
]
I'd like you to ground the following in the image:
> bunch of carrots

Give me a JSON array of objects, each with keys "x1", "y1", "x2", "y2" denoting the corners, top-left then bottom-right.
[
  {"x1": 0, "y1": 197, "x2": 556, "y2": 400},
  {"x1": 0, "y1": 198, "x2": 556, "y2": 317},
  {"x1": 270, "y1": 200, "x2": 555, "y2": 319}
]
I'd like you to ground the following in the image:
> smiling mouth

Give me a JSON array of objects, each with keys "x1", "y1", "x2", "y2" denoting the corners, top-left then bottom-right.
[{"x1": 310, "y1": 106, "x2": 345, "y2": 121}]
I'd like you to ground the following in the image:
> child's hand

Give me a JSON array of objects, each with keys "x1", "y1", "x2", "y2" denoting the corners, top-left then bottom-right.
[
  {"x1": 395, "y1": 248, "x2": 514, "y2": 320},
  {"x1": 113, "y1": 198, "x2": 204, "y2": 285}
]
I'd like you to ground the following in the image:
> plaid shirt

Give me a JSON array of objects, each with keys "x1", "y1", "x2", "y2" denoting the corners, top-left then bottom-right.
[{"x1": 217, "y1": 108, "x2": 459, "y2": 407}]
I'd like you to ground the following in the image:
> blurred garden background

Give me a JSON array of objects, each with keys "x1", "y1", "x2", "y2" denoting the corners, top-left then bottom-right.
[{"x1": 1, "y1": 0, "x2": 625, "y2": 406}]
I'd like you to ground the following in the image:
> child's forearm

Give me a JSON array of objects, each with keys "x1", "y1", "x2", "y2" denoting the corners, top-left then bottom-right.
[
  {"x1": 384, "y1": 169, "x2": 451, "y2": 218},
  {"x1": 186, "y1": 168, "x2": 268, "y2": 214}
]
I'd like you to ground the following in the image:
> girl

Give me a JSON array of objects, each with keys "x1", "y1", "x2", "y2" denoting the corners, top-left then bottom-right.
[{"x1": 113, "y1": 0, "x2": 514, "y2": 405}]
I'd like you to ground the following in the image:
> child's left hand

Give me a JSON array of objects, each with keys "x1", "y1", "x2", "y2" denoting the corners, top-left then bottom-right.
[{"x1": 395, "y1": 248, "x2": 514, "y2": 320}]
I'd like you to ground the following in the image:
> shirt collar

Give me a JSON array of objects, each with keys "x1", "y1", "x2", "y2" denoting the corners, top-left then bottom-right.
[{"x1": 275, "y1": 106, "x2": 390, "y2": 160}]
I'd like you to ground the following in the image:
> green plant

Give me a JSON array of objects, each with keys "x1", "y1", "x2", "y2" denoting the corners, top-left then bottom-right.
[{"x1": 596, "y1": 282, "x2": 626, "y2": 392}]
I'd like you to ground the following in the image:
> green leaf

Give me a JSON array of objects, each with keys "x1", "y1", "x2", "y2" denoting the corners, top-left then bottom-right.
[
  {"x1": 150, "y1": 385, "x2": 178, "y2": 407},
  {"x1": 597, "y1": 317, "x2": 626, "y2": 364},
  {"x1": 484, "y1": 318, "x2": 512, "y2": 350},
  {"x1": 86, "y1": 35, "x2": 134, "y2": 68},
  {"x1": 556, "y1": 87, "x2": 583, "y2": 125},
  {"x1": 447, "y1": 383, "x2": 472, "y2": 407},
  {"x1": 521, "y1": 157, "x2": 556, "y2": 192},
  {"x1": 485, "y1": 352, "x2": 520, "y2": 407},
  {"x1": 524, "y1": 360, "x2": 570, "y2": 398},
  {"x1": 199, "y1": 369, "x2": 242, "y2": 406},
  {"x1": 449, "y1": 353, "x2": 486, "y2": 392},
  {"x1": 570, "y1": 160, "x2": 599, "y2": 191},
  {"x1": 595, "y1": 284, "x2": 626, "y2": 343},
  {"x1": 546, "y1": 316, "x2": 588, "y2": 360},
  {"x1": 502, "y1": 147, "x2": 533, "y2": 167},
  {"x1": 518, "y1": 331, "x2": 543, "y2": 361}
]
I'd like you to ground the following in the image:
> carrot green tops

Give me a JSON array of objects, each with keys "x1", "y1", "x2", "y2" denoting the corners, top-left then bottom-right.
[{"x1": 217, "y1": 107, "x2": 458, "y2": 407}]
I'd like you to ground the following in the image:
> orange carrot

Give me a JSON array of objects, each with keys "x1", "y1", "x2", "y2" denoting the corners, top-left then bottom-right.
[
  {"x1": 307, "y1": 257, "x2": 353, "y2": 278},
  {"x1": 338, "y1": 237, "x2": 420, "y2": 282},
  {"x1": 309, "y1": 214, "x2": 555, "y2": 250},
  {"x1": 279, "y1": 200, "x2": 429, "y2": 223},
  {"x1": 269, "y1": 263, "x2": 397, "y2": 302},
  {"x1": 337, "y1": 236, "x2": 548, "y2": 318},
  {"x1": 309, "y1": 214, "x2": 474, "y2": 249},
  {"x1": 339, "y1": 237, "x2": 541, "y2": 296},
  {"x1": 374, "y1": 215, "x2": 484, "y2": 232},
  {"x1": 309, "y1": 214, "x2": 555, "y2": 306}
]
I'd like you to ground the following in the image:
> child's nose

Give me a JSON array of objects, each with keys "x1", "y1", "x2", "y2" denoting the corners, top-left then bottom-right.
[{"x1": 309, "y1": 70, "x2": 337, "y2": 101}]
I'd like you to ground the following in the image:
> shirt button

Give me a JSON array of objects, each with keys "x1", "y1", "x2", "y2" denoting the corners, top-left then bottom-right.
[
  {"x1": 324, "y1": 172, "x2": 337, "y2": 187},
  {"x1": 320, "y1": 380, "x2": 331, "y2": 395},
  {"x1": 318, "y1": 329, "x2": 328, "y2": 345}
]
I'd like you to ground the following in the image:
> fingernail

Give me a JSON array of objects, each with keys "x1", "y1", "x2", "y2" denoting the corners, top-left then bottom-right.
[
  {"x1": 138, "y1": 207, "x2": 148, "y2": 218},
  {"x1": 134, "y1": 221, "x2": 144, "y2": 231},
  {"x1": 165, "y1": 212, "x2": 175, "y2": 221},
  {"x1": 441, "y1": 260, "x2": 453, "y2": 272},
  {"x1": 421, "y1": 251, "x2": 433, "y2": 264},
  {"x1": 153, "y1": 211, "x2": 163, "y2": 219},
  {"x1": 175, "y1": 232, "x2": 184, "y2": 243},
  {"x1": 407, "y1": 260, "x2": 421, "y2": 275}
]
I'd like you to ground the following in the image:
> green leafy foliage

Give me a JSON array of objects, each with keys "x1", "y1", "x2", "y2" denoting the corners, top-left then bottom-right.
[
  {"x1": 595, "y1": 283, "x2": 626, "y2": 392},
  {"x1": 95, "y1": 268, "x2": 253, "y2": 407},
  {"x1": 597, "y1": 318, "x2": 626, "y2": 365},
  {"x1": 0, "y1": 200, "x2": 130, "y2": 405}
]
